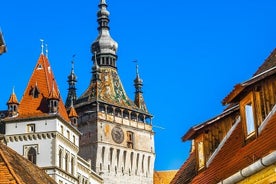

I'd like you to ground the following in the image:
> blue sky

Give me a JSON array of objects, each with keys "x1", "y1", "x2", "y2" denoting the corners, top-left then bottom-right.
[{"x1": 2, "y1": 0, "x2": 276, "y2": 171}]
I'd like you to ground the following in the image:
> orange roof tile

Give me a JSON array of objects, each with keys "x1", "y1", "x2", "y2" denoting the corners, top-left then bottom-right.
[
  {"x1": 0, "y1": 142, "x2": 56, "y2": 184},
  {"x1": 14, "y1": 54, "x2": 69, "y2": 122},
  {"x1": 154, "y1": 170, "x2": 178, "y2": 184},
  {"x1": 68, "y1": 106, "x2": 78, "y2": 118},
  {"x1": 174, "y1": 110, "x2": 276, "y2": 183},
  {"x1": 7, "y1": 90, "x2": 19, "y2": 105}
]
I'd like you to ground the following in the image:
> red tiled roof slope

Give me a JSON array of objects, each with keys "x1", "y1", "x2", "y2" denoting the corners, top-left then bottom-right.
[
  {"x1": 0, "y1": 142, "x2": 56, "y2": 184},
  {"x1": 69, "y1": 106, "x2": 78, "y2": 118},
  {"x1": 190, "y1": 112, "x2": 276, "y2": 183},
  {"x1": 17, "y1": 54, "x2": 69, "y2": 122},
  {"x1": 7, "y1": 91, "x2": 19, "y2": 105},
  {"x1": 170, "y1": 151, "x2": 196, "y2": 184},
  {"x1": 154, "y1": 170, "x2": 178, "y2": 184},
  {"x1": 254, "y1": 48, "x2": 276, "y2": 76}
]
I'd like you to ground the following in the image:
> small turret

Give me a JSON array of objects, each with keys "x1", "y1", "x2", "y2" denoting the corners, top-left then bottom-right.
[
  {"x1": 48, "y1": 83, "x2": 59, "y2": 114},
  {"x1": 68, "y1": 100, "x2": 78, "y2": 127},
  {"x1": 7, "y1": 88, "x2": 19, "y2": 117}
]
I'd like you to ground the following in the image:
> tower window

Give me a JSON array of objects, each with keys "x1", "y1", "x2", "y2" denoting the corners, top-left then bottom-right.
[
  {"x1": 61, "y1": 125, "x2": 64, "y2": 134},
  {"x1": 127, "y1": 131, "x2": 134, "y2": 149},
  {"x1": 65, "y1": 153, "x2": 69, "y2": 172},
  {"x1": 27, "y1": 147, "x2": 37, "y2": 164},
  {"x1": 58, "y1": 148, "x2": 63, "y2": 168},
  {"x1": 27, "y1": 124, "x2": 35, "y2": 133},
  {"x1": 71, "y1": 156, "x2": 75, "y2": 174},
  {"x1": 67, "y1": 130, "x2": 70, "y2": 139}
]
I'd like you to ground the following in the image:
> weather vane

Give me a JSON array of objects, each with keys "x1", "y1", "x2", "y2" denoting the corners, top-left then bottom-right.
[
  {"x1": 133, "y1": 60, "x2": 139, "y2": 76},
  {"x1": 72, "y1": 54, "x2": 76, "y2": 71},
  {"x1": 40, "y1": 39, "x2": 44, "y2": 55},
  {"x1": 45, "y1": 44, "x2": 48, "y2": 58}
]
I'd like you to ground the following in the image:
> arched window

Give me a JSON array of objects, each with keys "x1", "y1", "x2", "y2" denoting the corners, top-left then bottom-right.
[
  {"x1": 130, "y1": 152, "x2": 134, "y2": 171},
  {"x1": 123, "y1": 151, "x2": 127, "y2": 168},
  {"x1": 71, "y1": 156, "x2": 74, "y2": 175},
  {"x1": 65, "y1": 153, "x2": 69, "y2": 172},
  {"x1": 110, "y1": 148, "x2": 113, "y2": 167},
  {"x1": 142, "y1": 155, "x2": 145, "y2": 173},
  {"x1": 136, "y1": 154, "x2": 139, "y2": 175},
  {"x1": 27, "y1": 147, "x2": 36, "y2": 164},
  {"x1": 148, "y1": 156, "x2": 151, "y2": 174},
  {"x1": 58, "y1": 149, "x2": 63, "y2": 168}
]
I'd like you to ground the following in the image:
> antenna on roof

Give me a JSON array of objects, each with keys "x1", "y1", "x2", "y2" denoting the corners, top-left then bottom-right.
[{"x1": 40, "y1": 39, "x2": 44, "y2": 55}]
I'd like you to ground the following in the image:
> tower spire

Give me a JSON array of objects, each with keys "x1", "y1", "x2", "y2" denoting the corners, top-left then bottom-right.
[{"x1": 91, "y1": 0, "x2": 118, "y2": 68}]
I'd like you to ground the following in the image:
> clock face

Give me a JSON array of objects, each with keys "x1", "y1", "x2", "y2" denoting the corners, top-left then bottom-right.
[{"x1": 111, "y1": 126, "x2": 124, "y2": 144}]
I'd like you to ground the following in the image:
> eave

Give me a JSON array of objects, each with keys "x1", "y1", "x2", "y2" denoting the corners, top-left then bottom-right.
[
  {"x1": 182, "y1": 104, "x2": 239, "y2": 141},
  {"x1": 223, "y1": 51, "x2": 276, "y2": 105}
]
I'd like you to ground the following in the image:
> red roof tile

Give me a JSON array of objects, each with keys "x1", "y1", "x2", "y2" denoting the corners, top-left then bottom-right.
[
  {"x1": 176, "y1": 111, "x2": 276, "y2": 183},
  {"x1": 68, "y1": 106, "x2": 78, "y2": 118},
  {"x1": 0, "y1": 142, "x2": 56, "y2": 184},
  {"x1": 153, "y1": 170, "x2": 178, "y2": 184},
  {"x1": 7, "y1": 90, "x2": 19, "y2": 105},
  {"x1": 170, "y1": 152, "x2": 196, "y2": 184},
  {"x1": 15, "y1": 54, "x2": 69, "y2": 122}
]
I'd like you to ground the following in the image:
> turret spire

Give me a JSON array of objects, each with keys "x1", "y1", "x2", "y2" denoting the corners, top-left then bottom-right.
[
  {"x1": 7, "y1": 87, "x2": 19, "y2": 117},
  {"x1": 65, "y1": 55, "x2": 77, "y2": 108},
  {"x1": 134, "y1": 63, "x2": 148, "y2": 112}
]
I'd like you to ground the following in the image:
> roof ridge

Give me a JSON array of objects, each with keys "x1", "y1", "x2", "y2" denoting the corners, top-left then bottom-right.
[{"x1": 0, "y1": 144, "x2": 23, "y2": 184}]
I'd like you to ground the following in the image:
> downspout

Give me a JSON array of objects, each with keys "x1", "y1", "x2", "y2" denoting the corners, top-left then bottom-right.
[{"x1": 218, "y1": 150, "x2": 276, "y2": 184}]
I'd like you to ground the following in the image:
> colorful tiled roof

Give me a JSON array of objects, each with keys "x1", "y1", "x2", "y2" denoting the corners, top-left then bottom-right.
[
  {"x1": 153, "y1": 170, "x2": 178, "y2": 184},
  {"x1": 76, "y1": 67, "x2": 149, "y2": 114},
  {"x1": 8, "y1": 54, "x2": 70, "y2": 122},
  {"x1": 0, "y1": 142, "x2": 56, "y2": 184}
]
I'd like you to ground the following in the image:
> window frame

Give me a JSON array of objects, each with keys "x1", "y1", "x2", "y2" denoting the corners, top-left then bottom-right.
[
  {"x1": 126, "y1": 131, "x2": 134, "y2": 149},
  {"x1": 27, "y1": 124, "x2": 36, "y2": 133},
  {"x1": 240, "y1": 92, "x2": 257, "y2": 140}
]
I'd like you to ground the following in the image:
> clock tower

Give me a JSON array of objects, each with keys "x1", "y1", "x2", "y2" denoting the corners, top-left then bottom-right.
[{"x1": 72, "y1": 0, "x2": 155, "y2": 183}]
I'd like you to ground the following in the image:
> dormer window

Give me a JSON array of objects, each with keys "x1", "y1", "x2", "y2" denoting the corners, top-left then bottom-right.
[
  {"x1": 49, "y1": 99, "x2": 59, "y2": 113},
  {"x1": 241, "y1": 92, "x2": 257, "y2": 140},
  {"x1": 195, "y1": 135, "x2": 205, "y2": 171},
  {"x1": 245, "y1": 103, "x2": 255, "y2": 135}
]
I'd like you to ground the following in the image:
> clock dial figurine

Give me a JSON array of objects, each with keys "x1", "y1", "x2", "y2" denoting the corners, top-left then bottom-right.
[{"x1": 111, "y1": 126, "x2": 124, "y2": 144}]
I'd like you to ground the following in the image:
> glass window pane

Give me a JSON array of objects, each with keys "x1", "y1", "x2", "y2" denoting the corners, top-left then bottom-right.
[{"x1": 245, "y1": 104, "x2": 255, "y2": 135}]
